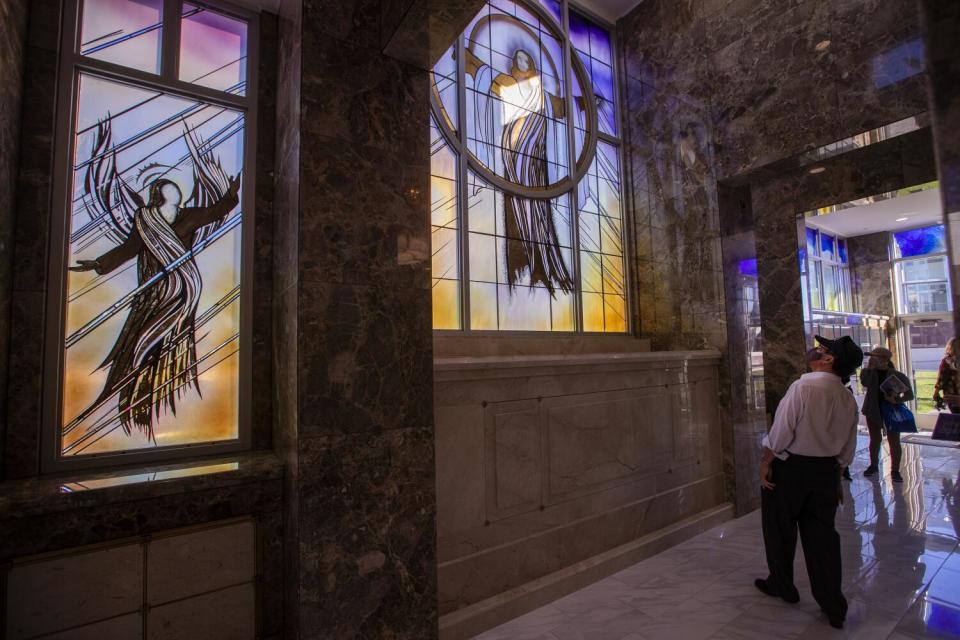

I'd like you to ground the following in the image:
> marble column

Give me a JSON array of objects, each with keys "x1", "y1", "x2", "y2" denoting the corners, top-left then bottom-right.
[
  {"x1": 272, "y1": 1, "x2": 483, "y2": 637},
  {"x1": 916, "y1": 1, "x2": 960, "y2": 334},
  {"x1": 0, "y1": 0, "x2": 29, "y2": 473}
]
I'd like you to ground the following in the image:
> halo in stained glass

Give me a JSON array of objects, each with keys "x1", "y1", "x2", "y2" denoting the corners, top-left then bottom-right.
[{"x1": 434, "y1": 1, "x2": 598, "y2": 200}]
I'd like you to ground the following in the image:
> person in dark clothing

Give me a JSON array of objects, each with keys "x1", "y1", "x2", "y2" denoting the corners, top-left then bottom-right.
[
  {"x1": 756, "y1": 335, "x2": 862, "y2": 629},
  {"x1": 860, "y1": 346, "x2": 914, "y2": 483},
  {"x1": 933, "y1": 338, "x2": 960, "y2": 413}
]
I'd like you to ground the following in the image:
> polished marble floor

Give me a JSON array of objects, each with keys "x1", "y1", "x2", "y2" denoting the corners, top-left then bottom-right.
[{"x1": 474, "y1": 436, "x2": 960, "y2": 639}]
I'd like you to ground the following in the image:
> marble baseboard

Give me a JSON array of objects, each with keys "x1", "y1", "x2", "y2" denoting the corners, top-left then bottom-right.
[{"x1": 438, "y1": 502, "x2": 734, "y2": 640}]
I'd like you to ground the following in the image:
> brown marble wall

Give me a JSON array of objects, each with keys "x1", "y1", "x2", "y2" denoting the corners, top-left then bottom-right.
[
  {"x1": 621, "y1": 0, "x2": 928, "y2": 181},
  {"x1": 381, "y1": 0, "x2": 491, "y2": 69},
  {"x1": 916, "y1": 1, "x2": 960, "y2": 336},
  {"x1": 4, "y1": 0, "x2": 59, "y2": 479},
  {"x1": 622, "y1": 74, "x2": 726, "y2": 352},
  {"x1": 0, "y1": 0, "x2": 28, "y2": 476},
  {"x1": 272, "y1": 0, "x2": 301, "y2": 636},
  {"x1": 270, "y1": 0, "x2": 483, "y2": 636},
  {"x1": 0, "y1": 453, "x2": 285, "y2": 638},
  {"x1": 717, "y1": 184, "x2": 766, "y2": 513},
  {"x1": 849, "y1": 232, "x2": 895, "y2": 318},
  {"x1": 618, "y1": 0, "x2": 932, "y2": 511}
]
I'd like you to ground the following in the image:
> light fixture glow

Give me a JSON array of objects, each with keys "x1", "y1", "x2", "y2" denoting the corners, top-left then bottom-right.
[
  {"x1": 809, "y1": 166, "x2": 826, "y2": 174},
  {"x1": 815, "y1": 40, "x2": 832, "y2": 52},
  {"x1": 896, "y1": 217, "x2": 909, "y2": 222}
]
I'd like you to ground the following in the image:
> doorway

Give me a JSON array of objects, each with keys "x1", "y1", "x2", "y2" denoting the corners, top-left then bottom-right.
[{"x1": 901, "y1": 316, "x2": 954, "y2": 427}]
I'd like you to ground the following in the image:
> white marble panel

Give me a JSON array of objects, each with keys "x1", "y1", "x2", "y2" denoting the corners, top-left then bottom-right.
[
  {"x1": 485, "y1": 399, "x2": 542, "y2": 519},
  {"x1": 435, "y1": 403, "x2": 486, "y2": 535},
  {"x1": 147, "y1": 519, "x2": 255, "y2": 605},
  {"x1": 544, "y1": 388, "x2": 672, "y2": 501},
  {"x1": 146, "y1": 583, "x2": 255, "y2": 640},
  {"x1": 6, "y1": 543, "x2": 142, "y2": 639},
  {"x1": 42, "y1": 613, "x2": 143, "y2": 640}
]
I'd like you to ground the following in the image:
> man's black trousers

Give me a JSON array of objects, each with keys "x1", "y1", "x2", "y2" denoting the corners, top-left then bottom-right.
[{"x1": 761, "y1": 454, "x2": 847, "y2": 619}]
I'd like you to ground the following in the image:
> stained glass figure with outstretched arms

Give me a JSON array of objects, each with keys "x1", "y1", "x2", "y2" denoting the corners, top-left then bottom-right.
[
  {"x1": 69, "y1": 120, "x2": 241, "y2": 441},
  {"x1": 467, "y1": 45, "x2": 574, "y2": 295}
]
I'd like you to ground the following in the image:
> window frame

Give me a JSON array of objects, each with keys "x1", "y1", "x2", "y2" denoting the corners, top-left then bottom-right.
[
  {"x1": 42, "y1": 0, "x2": 258, "y2": 473},
  {"x1": 803, "y1": 229, "x2": 852, "y2": 314},
  {"x1": 890, "y1": 224, "x2": 953, "y2": 317},
  {"x1": 430, "y1": 0, "x2": 631, "y2": 334}
]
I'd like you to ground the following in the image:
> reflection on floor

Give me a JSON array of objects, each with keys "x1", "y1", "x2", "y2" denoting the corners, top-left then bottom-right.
[{"x1": 473, "y1": 436, "x2": 960, "y2": 639}]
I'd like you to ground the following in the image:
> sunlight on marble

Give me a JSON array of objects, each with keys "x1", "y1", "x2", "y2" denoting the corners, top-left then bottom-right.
[{"x1": 473, "y1": 436, "x2": 960, "y2": 639}]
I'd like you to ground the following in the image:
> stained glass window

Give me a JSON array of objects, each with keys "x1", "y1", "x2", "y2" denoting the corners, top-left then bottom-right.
[
  {"x1": 801, "y1": 227, "x2": 852, "y2": 313},
  {"x1": 180, "y1": 3, "x2": 248, "y2": 94},
  {"x1": 50, "y1": 1, "x2": 253, "y2": 467},
  {"x1": 81, "y1": 0, "x2": 164, "y2": 73},
  {"x1": 431, "y1": 0, "x2": 626, "y2": 332}
]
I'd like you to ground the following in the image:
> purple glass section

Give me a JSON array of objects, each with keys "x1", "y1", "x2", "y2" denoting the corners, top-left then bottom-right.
[
  {"x1": 538, "y1": 0, "x2": 562, "y2": 24},
  {"x1": 589, "y1": 22, "x2": 611, "y2": 64},
  {"x1": 80, "y1": 0, "x2": 163, "y2": 73},
  {"x1": 591, "y1": 59, "x2": 614, "y2": 102},
  {"x1": 180, "y1": 4, "x2": 248, "y2": 95},
  {"x1": 569, "y1": 11, "x2": 590, "y2": 57},
  {"x1": 739, "y1": 258, "x2": 758, "y2": 277},
  {"x1": 894, "y1": 224, "x2": 947, "y2": 257}
]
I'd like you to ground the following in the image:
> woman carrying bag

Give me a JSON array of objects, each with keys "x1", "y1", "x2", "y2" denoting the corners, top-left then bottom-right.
[{"x1": 860, "y1": 346, "x2": 916, "y2": 483}]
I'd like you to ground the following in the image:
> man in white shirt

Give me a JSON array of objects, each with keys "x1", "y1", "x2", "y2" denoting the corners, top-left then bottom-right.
[{"x1": 755, "y1": 335, "x2": 862, "y2": 629}]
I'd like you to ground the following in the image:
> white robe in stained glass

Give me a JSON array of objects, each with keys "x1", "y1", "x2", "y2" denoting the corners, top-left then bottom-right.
[{"x1": 468, "y1": 49, "x2": 573, "y2": 295}]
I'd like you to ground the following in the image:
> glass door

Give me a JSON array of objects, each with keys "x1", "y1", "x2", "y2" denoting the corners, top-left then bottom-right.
[{"x1": 901, "y1": 316, "x2": 954, "y2": 427}]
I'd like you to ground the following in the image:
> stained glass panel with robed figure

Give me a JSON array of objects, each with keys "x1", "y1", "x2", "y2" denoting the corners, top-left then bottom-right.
[
  {"x1": 431, "y1": 0, "x2": 626, "y2": 333},
  {"x1": 61, "y1": 73, "x2": 245, "y2": 458}
]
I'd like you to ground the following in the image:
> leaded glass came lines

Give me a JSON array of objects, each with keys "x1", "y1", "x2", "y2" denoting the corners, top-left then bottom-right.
[{"x1": 430, "y1": 0, "x2": 626, "y2": 333}]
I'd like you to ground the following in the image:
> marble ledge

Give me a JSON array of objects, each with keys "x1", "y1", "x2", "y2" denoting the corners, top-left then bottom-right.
[
  {"x1": 0, "y1": 450, "x2": 283, "y2": 520},
  {"x1": 434, "y1": 349, "x2": 722, "y2": 375}
]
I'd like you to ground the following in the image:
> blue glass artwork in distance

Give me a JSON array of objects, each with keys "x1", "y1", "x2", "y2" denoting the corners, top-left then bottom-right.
[
  {"x1": 820, "y1": 232, "x2": 835, "y2": 261},
  {"x1": 894, "y1": 224, "x2": 947, "y2": 258},
  {"x1": 873, "y1": 38, "x2": 924, "y2": 89},
  {"x1": 806, "y1": 227, "x2": 819, "y2": 256},
  {"x1": 838, "y1": 238, "x2": 848, "y2": 264},
  {"x1": 738, "y1": 258, "x2": 758, "y2": 277}
]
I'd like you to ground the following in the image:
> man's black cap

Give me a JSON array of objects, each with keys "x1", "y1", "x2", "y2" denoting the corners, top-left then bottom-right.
[{"x1": 815, "y1": 334, "x2": 864, "y2": 377}]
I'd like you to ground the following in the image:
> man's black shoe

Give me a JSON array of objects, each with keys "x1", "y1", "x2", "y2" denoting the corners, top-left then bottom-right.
[
  {"x1": 828, "y1": 616, "x2": 844, "y2": 629},
  {"x1": 754, "y1": 578, "x2": 800, "y2": 603},
  {"x1": 864, "y1": 465, "x2": 879, "y2": 477}
]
